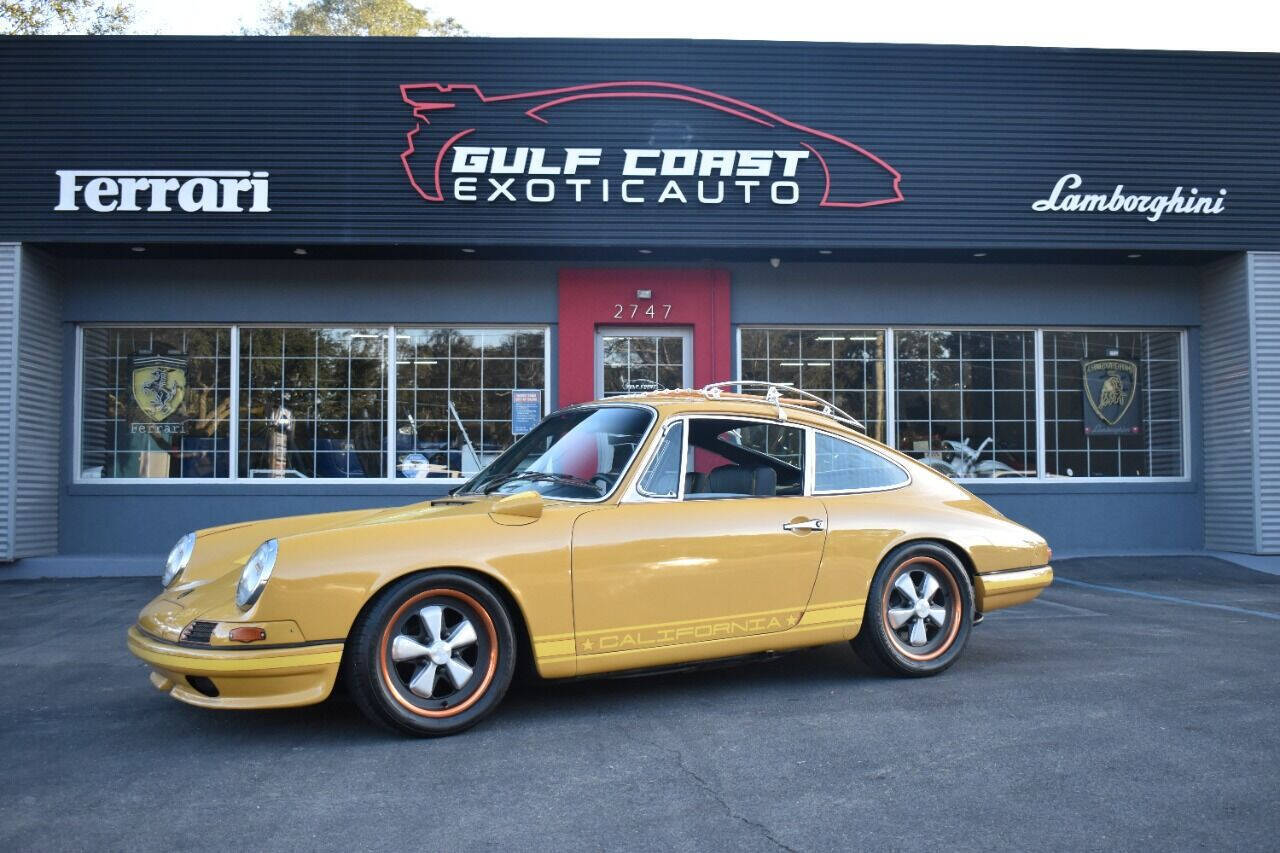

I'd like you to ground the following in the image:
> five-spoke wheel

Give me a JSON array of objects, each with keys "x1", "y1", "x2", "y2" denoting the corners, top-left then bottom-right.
[
  {"x1": 853, "y1": 543, "x2": 973, "y2": 676},
  {"x1": 385, "y1": 597, "x2": 490, "y2": 711},
  {"x1": 346, "y1": 572, "x2": 515, "y2": 736}
]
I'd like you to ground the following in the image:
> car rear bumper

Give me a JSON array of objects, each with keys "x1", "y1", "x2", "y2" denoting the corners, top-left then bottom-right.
[
  {"x1": 126, "y1": 626, "x2": 343, "y2": 710},
  {"x1": 975, "y1": 565, "x2": 1053, "y2": 613}
]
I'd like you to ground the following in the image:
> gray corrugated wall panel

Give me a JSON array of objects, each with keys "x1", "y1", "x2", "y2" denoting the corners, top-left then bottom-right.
[
  {"x1": 0, "y1": 244, "x2": 15, "y2": 560},
  {"x1": 1200, "y1": 254, "x2": 1256, "y2": 552},
  {"x1": 13, "y1": 246, "x2": 61, "y2": 557},
  {"x1": 1253, "y1": 252, "x2": 1280, "y2": 553}
]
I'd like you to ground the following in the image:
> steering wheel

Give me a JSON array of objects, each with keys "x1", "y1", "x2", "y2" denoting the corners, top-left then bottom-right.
[{"x1": 589, "y1": 473, "x2": 617, "y2": 495}]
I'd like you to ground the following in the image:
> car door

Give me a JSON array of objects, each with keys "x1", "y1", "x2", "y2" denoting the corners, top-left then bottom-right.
[{"x1": 570, "y1": 416, "x2": 828, "y2": 660}]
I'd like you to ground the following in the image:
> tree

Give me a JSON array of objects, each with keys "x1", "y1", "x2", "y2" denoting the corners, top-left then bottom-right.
[
  {"x1": 259, "y1": 0, "x2": 465, "y2": 36},
  {"x1": 1, "y1": 0, "x2": 132, "y2": 34}
]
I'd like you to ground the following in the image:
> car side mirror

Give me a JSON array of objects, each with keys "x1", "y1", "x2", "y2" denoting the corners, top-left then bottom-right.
[{"x1": 489, "y1": 489, "x2": 543, "y2": 525}]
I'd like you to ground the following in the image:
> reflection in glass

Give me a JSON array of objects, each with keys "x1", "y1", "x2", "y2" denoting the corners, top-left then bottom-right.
[
  {"x1": 739, "y1": 328, "x2": 887, "y2": 442},
  {"x1": 395, "y1": 328, "x2": 547, "y2": 479},
  {"x1": 600, "y1": 334, "x2": 685, "y2": 396},
  {"x1": 637, "y1": 422, "x2": 684, "y2": 498},
  {"x1": 1043, "y1": 330, "x2": 1183, "y2": 478},
  {"x1": 815, "y1": 433, "x2": 908, "y2": 491},
  {"x1": 894, "y1": 329, "x2": 1035, "y2": 478},
  {"x1": 238, "y1": 328, "x2": 386, "y2": 478},
  {"x1": 459, "y1": 406, "x2": 652, "y2": 499}
]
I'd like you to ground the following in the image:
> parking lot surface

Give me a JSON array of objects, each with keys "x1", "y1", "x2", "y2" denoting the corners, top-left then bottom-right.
[{"x1": 1, "y1": 556, "x2": 1278, "y2": 852}]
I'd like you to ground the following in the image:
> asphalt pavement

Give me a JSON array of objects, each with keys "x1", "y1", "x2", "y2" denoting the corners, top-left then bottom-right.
[{"x1": 1, "y1": 555, "x2": 1278, "y2": 852}]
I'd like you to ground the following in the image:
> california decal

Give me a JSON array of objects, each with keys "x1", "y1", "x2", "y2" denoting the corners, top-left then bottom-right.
[
  {"x1": 1080, "y1": 357, "x2": 1141, "y2": 436},
  {"x1": 128, "y1": 352, "x2": 188, "y2": 435}
]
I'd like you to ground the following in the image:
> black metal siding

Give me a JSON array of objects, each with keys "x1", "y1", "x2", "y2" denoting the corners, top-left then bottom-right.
[
  {"x1": 0, "y1": 37, "x2": 1277, "y2": 249},
  {"x1": 1200, "y1": 254, "x2": 1257, "y2": 552}
]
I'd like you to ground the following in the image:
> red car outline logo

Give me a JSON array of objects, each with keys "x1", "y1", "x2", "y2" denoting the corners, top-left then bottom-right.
[{"x1": 399, "y1": 81, "x2": 904, "y2": 209}]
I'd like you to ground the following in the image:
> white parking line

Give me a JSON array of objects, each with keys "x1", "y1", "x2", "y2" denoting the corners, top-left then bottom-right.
[
  {"x1": 984, "y1": 596, "x2": 1104, "y2": 620},
  {"x1": 1054, "y1": 577, "x2": 1280, "y2": 621}
]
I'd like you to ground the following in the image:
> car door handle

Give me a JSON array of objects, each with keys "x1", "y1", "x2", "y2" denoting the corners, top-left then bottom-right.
[{"x1": 782, "y1": 518, "x2": 825, "y2": 532}]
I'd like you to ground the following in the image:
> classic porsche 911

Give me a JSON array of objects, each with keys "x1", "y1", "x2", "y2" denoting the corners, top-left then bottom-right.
[{"x1": 127, "y1": 382, "x2": 1053, "y2": 736}]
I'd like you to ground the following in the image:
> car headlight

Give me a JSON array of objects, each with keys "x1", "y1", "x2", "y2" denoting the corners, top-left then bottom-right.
[
  {"x1": 235, "y1": 539, "x2": 279, "y2": 610},
  {"x1": 162, "y1": 532, "x2": 196, "y2": 588}
]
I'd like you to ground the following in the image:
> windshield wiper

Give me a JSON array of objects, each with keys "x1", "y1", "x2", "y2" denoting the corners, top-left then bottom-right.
[{"x1": 480, "y1": 471, "x2": 598, "y2": 494}]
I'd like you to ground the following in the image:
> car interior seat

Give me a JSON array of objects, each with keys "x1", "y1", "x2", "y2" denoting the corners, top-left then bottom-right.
[{"x1": 706, "y1": 464, "x2": 777, "y2": 496}]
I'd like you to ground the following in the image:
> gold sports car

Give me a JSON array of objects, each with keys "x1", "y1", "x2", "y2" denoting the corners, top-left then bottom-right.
[{"x1": 127, "y1": 383, "x2": 1053, "y2": 737}]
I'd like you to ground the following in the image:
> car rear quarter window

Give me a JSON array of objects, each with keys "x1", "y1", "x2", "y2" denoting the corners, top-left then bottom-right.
[{"x1": 815, "y1": 433, "x2": 907, "y2": 492}]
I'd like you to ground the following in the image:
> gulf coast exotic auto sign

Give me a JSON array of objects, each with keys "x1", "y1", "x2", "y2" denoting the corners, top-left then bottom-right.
[{"x1": 397, "y1": 81, "x2": 905, "y2": 209}]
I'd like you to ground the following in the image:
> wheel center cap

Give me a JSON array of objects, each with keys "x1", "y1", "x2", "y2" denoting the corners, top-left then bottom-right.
[
  {"x1": 427, "y1": 642, "x2": 451, "y2": 665},
  {"x1": 914, "y1": 599, "x2": 931, "y2": 618}
]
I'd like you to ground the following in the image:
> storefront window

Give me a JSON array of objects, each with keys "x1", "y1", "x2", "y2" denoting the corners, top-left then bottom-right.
[
  {"x1": 238, "y1": 328, "x2": 387, "y2": 478},
  {"x1": 739, "y1": 328, "x2": 888, "y2": 442},
  {"x1": 1043, "y1": 330, "x2": 1183, "y2": 477},
  {"x1": 894, "y1": 330, "x2": 1037, "y2": 478},
  {"x1": 79, "y1": 326, "x2": 231, "y2": 479},
  {"x1": 395, "y1": 328, "x2": 546, "y2": 478}
]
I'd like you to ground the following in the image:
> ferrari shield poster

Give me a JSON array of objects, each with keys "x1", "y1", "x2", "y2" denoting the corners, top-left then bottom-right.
[{"x1": 128, "y1": 352, "x2": 188, "y2": 436}]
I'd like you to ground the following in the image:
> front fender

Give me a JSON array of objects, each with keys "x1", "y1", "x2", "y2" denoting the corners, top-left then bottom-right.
[{"x1": 228, "y1": 504, "x2": 591, "y2": 673}]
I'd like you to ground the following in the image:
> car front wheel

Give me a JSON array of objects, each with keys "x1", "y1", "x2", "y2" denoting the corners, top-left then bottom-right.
[
  {"x1": 345, "y1": 571, "x2": 516, "y2": 736},
  {"x1": 853, "y1": 543, "x2": 974, "y2": 677}
]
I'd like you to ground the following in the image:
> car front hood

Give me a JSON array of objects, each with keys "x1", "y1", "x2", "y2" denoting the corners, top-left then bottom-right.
[{"x1": 171, "y1": 496, "x2": 506, "y2": 587}]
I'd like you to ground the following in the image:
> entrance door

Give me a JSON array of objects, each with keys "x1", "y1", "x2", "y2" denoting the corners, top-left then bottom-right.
[{"x1": 594, "y1": 327, "x2": 693, "y2": 398}]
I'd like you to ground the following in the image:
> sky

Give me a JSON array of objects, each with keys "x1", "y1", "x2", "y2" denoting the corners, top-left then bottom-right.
[{"x1": 128, "y1": 0, "x2": 1276, "y2": 52}]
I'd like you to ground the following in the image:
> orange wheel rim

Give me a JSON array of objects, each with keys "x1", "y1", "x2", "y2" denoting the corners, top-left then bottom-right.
[
  {"x1": 378, "y1": 588, "x2": 499, "y2": 718},
  {"x1": 880, "y1": 556, "x2": 962, "y2": 662}
]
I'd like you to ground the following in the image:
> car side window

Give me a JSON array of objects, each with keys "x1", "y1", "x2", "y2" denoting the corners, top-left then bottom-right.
[
  {"x1": 725, "y1": 423, "x2": 804, "y2": 469},
  {"x1": 814, "y1": 433, "x2": 908, "y2": 492},
  {"x1": 636, "y1": 421, "x2": 684, "y2": 498},
  {"x1": 680, "y1": 417, "x2": 805, "y2": 499}
]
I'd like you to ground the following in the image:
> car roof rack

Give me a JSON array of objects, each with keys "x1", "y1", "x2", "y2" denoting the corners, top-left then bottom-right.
[{"x1": 699, "y1": 381, "x2": 866, "y2": 432}]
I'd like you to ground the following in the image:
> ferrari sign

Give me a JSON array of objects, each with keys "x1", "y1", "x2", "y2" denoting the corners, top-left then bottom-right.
[
  {"x1": 128, "y1": 352, "x2": 188, "y2": 435},
  {"x1": 1081, "y1": 357, "x2": 1141, "y2": 436}
]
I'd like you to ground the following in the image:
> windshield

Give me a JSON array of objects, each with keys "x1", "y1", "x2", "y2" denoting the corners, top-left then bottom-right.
[{"x1": 457, "y1": 406, "x2": 654, "y2": 500}]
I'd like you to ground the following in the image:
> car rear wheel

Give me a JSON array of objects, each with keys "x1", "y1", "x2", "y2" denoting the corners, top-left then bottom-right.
[
  {"x1": 345, "y1": 571, "x2": 516, "y2": 736},
  {"x1": 852, "y1": 543, "x2": 974, "y2": 677}
]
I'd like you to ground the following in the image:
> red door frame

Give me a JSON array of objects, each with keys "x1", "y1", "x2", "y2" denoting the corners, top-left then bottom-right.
[{"x1": 558, "y1": 268, "x2": 732, "y2": 406}]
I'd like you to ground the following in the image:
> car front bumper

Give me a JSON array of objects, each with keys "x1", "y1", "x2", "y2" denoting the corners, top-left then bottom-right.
[
  {"x1": 974, "y1": 565, "x2": 1054, "y2": 613},
  {"x1": 126, "y1": 626, "x2": 343, "y2": 710}
]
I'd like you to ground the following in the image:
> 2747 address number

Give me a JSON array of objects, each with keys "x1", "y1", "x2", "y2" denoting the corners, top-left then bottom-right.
[{"x1": 613, "y1": 303, "x2": 673, "y2": 319}]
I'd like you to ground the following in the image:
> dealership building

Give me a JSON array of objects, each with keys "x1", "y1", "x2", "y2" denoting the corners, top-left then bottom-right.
[{"x1": 0, "y1": 36, "x2": 1277, "y2": 575}]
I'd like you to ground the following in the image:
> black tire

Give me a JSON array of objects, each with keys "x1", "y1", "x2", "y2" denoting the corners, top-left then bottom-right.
[
  {"x1": 852, "y1": 542, "x2": 974, "y2": 677},
  {"x1": 345, "y1": 571, "x2": 516, "y2": 736}
]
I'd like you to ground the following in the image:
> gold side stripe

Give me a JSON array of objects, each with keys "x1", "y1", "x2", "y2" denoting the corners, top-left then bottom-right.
[
  {"x1": 130, "y1": 642, "x2": 343, "y2": 673},
  {"x1": 798, "y1": 604, "x2": 864, "y2": 627},
  {"x1": 533, "y1": 638, "x2": 576, "y2": 657},
  {"x1": 537, "y1": 654, "x2": 577, "y2": 665},
  {"x1": 803, "y1": 598, "x2": 864, "y2": 612},
  {"x1": 574, "y1": 605, "x2": 807, "y2": 638},
  {"x1": 577, "y1": 620, "x2": 857, "y2": 661}
]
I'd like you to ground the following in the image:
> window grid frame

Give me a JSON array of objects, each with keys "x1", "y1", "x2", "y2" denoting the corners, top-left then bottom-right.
[
  {"x1": 237, "y1": 324, "x2": 390, "y2": 481},
  {"x1": 893, "y1": 327, "x2": 1038, "y2": 478},
  {"x1": 73, "y1": 323, "x2": 552, "y2": 485},
  {"x1": 77, "y1": 324, "x2": 234, "y2": 482},
  {"x1": 1041, "y1": 328, "x2": 1188, "y2": 479},
  {"x1": 738, "y1": 326, "x2": 889, "y2": 444},
  {"x1": 735, "y1": 325, "x2": 1191, "y2": 485},
  {"x1": 393, "y1": 325, "x2": 551, "y2": 481}
]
